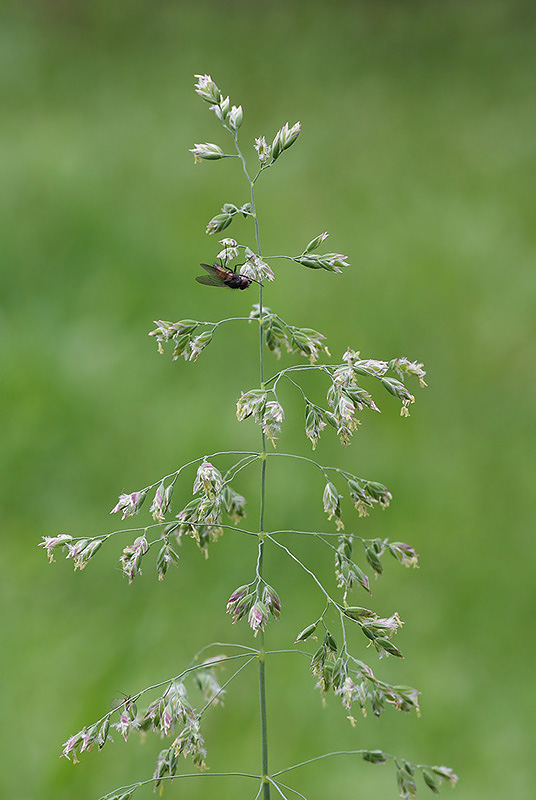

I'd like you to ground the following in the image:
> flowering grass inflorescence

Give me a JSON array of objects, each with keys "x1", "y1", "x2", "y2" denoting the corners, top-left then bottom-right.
[{"x1": 40, "y1": 74, "x2": 457, "y2": 800}]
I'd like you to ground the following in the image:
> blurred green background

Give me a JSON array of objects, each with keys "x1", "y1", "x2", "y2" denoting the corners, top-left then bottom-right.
[{"x1": 2, "y1": 1, "x2": 535, "y2": 798}]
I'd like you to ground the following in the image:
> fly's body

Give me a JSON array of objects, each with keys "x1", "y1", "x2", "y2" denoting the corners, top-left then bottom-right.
[{"x1": 195, "y1": 263, "x2": 253, "y2": 290}]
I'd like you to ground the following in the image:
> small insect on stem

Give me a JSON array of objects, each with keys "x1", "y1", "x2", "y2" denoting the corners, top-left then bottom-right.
[
  {"x1": 109, "y1": 693, "x2": 135, "y2": 712},
  {"x1": 195, "y1": 263, "x2": 262, "y2": 290}
]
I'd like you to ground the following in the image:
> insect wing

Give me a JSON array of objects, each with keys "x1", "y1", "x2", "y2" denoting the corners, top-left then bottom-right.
[
  {"x1": 110, "y1": 694, "x2": 132, "y2": 711},
  {"x1": 196, "y1": 274, "x2": 227, "y2": 287},
  {"x1": 196, "y1": 264, "x2": 227, "y2": 287}
]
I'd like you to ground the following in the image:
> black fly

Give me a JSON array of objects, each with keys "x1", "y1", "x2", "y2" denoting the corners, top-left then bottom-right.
[{"x1": 195, "y1": 263, "x2": 261, "y2": 290}]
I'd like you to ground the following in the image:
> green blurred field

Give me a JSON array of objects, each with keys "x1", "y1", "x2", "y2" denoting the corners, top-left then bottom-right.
[{"x1": 2, "y1": 2, "x2": 535, "y2": 798}]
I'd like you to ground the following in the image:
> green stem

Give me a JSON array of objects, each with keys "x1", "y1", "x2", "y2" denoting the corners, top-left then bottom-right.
[
  {"x1": 98, "y1": 771, "x2": 262, "y2": 800},
  {"x1": 259, "y1": 632, "x2": 269, "y2": 799},
  {"x1": 234, "y1": 132, "x2": 271, "y2": 800},
  {"x1": 256, "y1": 234, "x2": 271, "y2": 800}
]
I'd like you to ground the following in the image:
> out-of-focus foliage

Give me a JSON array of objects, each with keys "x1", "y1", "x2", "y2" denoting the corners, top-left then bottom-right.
[{"x1": 1, "y1": 2, "x2": 535, "y2": 799}]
